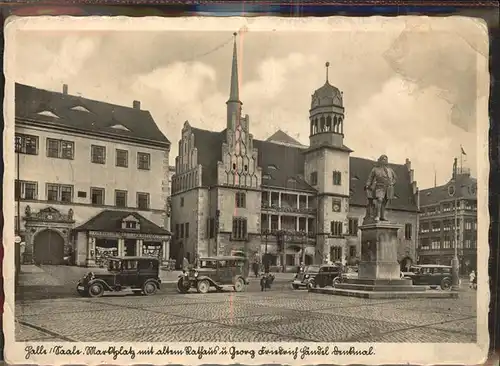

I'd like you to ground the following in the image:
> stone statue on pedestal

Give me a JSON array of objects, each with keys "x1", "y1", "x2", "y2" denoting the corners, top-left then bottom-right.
[{"x1": 364, "y1": 154, "x2": 397, "y2": 223}]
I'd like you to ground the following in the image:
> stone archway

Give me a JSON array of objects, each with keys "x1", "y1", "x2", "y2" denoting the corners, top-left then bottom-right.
[{"x1": 33, "y1": 229, "x2": 65, "y2": 265}]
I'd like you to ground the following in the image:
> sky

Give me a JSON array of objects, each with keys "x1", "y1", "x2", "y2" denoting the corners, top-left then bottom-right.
[{"x1": 10, "y1": 17, "x2": 488, "y2": 189}]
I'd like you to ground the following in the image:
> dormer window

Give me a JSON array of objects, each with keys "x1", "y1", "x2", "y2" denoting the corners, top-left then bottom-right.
[
  {"x1": 71, "y1": 106, "x2": 91, "y2": 113},
  {"x1": 121, "y1": 214, "x2": 140, "y2": 230},
  {"x1": 38, "y1": 110, "x2": 60, "y2": 119},
  {"x1": 268, "y1": 164, "x2": 278, "y2": 170},
  {"x1": 126, "y1": 221, "x2": 137, "y2": 229},
  {"x1": 110, "y1": 124, "x2": 131, "y2": 132}
]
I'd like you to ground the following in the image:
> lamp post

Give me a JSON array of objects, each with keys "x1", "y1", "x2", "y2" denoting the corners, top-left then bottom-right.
[{"x1": 451, "y1": 197, "x2": 460, "y2": 291}]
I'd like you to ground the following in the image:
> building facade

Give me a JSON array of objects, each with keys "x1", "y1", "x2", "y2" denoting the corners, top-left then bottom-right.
[
  {"x1": 418, "y1": 160, "x2": 478, "y2": 274},
  {"x1": 14, "y1": 83, "x2": 172, "y2": 266},
  {"x1": 170, "y1": 36, "x2": 419, "y2": 270}
]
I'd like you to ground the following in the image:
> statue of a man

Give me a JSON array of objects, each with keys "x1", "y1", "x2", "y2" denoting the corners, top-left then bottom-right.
[{"x1": 364, "y1": 154, "x2": 397, "y2": 222}]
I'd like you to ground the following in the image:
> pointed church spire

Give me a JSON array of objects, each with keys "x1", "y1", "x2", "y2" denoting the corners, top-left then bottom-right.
[
  {"x1": 226, "y1": 32, "x2": 243, "y2": 130},
  {"x1": 325, "y1": 61, "x2": 330, "y2": 84},
  {"x1": 228, "y1": 32, "x2": 240, "y2": 103}
]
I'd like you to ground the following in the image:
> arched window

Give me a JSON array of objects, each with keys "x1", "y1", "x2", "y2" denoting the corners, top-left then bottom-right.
[
  {"x1": 320, "y1": 116, "x2": 326, "y2": 132},
  {"x1": 326, "y1": 115, "x2": 332, "y2": 131}
]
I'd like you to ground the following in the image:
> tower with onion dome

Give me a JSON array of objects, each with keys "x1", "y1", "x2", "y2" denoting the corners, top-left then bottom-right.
[{"x1": 304, "y1": 62, "x2": 353, "y2": 265}]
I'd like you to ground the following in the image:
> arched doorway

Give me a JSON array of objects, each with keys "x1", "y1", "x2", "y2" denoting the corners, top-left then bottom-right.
[{"x1": 33, "y1": 230, "x2": 65, "y2": 265}]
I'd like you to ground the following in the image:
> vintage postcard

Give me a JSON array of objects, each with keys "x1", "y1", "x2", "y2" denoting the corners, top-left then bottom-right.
[{"x1": 3, "y1": 15, "x2": 490, "y2": 365}]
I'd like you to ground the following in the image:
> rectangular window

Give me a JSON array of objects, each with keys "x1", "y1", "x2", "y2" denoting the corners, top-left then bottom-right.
[
  {"x1": 116, "y1": 149, "x2": 128, "y2": 167},
  {"x1": 405, "y1": 223, "x2": 412, "y2": 240},
  {"x1": 15, "y1": 180, "x2": 38, "y2": 200},
  {"x1": 332, "y1": 171, "x2": 341, "y2": 185},
  {"x1": 46, "y1": 183, "x2": 73, "y2": 202},
  {"x1": 235, "y1": 192, "x2": 246, "y2": 208},
  {"x1": 349, "y1": 245, "x2": 356, "y2": 257},
  {"x1": 185, "y1": 223, "x2": 190, "y2": 238},
  {"x1": 232, "y1": 217, "x2": 247, "y2": 240},
  {"x1": 15, "y1": 134, "x2": 38, "y2": 155},
  {"x1": 137, "y1": 192, "x2": 150, "y2": 209},
  {"x1": 443, "y1": 235, "x2": 451, "y2": 249},
  {"x1": 91, "y1": 145, "x2": 106, "y2": 164},
  {"x1": 90, "y1": 187, "x2": 105, "y2": 205},
  {"x1": 331, "y1": 247, "x2": 342, "y2": 261},
  {"x1": 348, "y1": 218, "x2": 358, "y2": 236},
  {"x1": 137, "y1": 152, "x2": 151, "y2": 170},
  {"x1": 310, "y1": 171, "x2": 318, "y2": 186},
  {"x1": 180, "y1": 223, "x2": 185, "y2": 238},
  {"x1": 207, "y1": 218, "x2": 215, "y2": 238},
  {"x1": 115, "y1": 190, "x2": 127, "y2": 207},
  {"x1": 180, "y1": 197, "x2": 184, "y2": 207},
  {"x1": 431, "y1": 222, "x2": 441, "y2": 232},
  {"x1": 46, "y1": 138, "x2": 74, "y2": 159},
  {"x1": 330, "y1": 221, "x2": 343, "y2": 236},
  {"x1": 175, "y1": 224, "x2": 180, "y2": 238}
]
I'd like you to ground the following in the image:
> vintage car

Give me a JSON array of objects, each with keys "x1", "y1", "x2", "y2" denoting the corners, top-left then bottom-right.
[
  {"x1": 403, "y1": 264, "x2": 453, "y2": 290},
  {"x1": 308, "y1": 264, "x2": 342, "y2": 289},
  {"x1": 332, "y1": 265, "x2": 359, "y2": 286},
  {"x1": 291, "y1": 264, "x2": 320, "y2": 289},
  {"x1": 177, "y1": 256, "x2": 249, "y2": 294},
  {"x1": 76, "y1": 256, "x2": 161, "y2": 297}
]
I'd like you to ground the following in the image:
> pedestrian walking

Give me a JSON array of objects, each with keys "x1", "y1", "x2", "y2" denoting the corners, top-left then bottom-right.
[
  {"x1": 469, "y1": 270, "x2": 475, "y2": 289},
  {"x1": 182, "y1": 256, "x2": 189, "y2": 271}
]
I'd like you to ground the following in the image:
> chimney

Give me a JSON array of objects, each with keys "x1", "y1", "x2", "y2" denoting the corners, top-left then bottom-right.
[
  {"x1": 133, "y1": 100, "x2": 141, "y2": 109},
  {"x1": 62, "y1": 84, "x2": 68, "y2": 95}
]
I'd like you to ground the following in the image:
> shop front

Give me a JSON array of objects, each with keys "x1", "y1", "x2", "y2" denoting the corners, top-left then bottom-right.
[{"x1": 73, "y1": 210, "x2": 171, "y2": 267}]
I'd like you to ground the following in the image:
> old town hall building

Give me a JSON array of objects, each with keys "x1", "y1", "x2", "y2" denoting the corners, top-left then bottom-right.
[{"x1": 170, "y1": 35, "x2": 419, "y2": 270}]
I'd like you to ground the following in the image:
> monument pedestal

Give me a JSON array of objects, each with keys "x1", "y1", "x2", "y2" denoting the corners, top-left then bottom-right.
[{"x1": 310, "y1": 220, "x2": 458, "y2": 299}]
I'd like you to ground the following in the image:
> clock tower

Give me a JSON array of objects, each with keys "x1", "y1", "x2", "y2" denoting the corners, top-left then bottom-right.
[{"x1": 304, "y1": 62, "x2": 352, "y2": 264}]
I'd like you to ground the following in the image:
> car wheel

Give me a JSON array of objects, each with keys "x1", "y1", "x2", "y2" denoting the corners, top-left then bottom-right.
[
  {"x1": 291, "y1": 284, "x2": 299, "y2": 290},
  {"x1": 197, "y1": 280, "x2": 210, "y2": 294},
  {"x1": 332, "y1": 277, "x2": 341, "y2": 287},
  {"x1": 307, "y1": 280, "x2": 315, "y2": 290},
  {"x1": 177, "y1": 278, "x2": 190, "y2": 294},
  {"x1": 88, "y1": 282, "x2": 104, "y2": 298},
  {"x1": 142, "y1": 281, "x2": 158, "y2": 296},
  {"x1": 233, "y1": 278, "x2": 245, "y2": 292},
  {"x1": 441, "y1": 278, "x2": 452, "y2": 291}
]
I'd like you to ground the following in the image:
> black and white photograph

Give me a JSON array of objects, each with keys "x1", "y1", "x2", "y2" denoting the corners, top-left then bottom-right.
[{"x1": 3, "y1": 16, "x2": 489, "y2": 365}]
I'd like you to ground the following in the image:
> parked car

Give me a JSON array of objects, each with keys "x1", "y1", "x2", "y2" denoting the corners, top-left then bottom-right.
[
  {"x1": 332, "y1": 265, "x2": 359, "y2": 286},
  {"x1": 403, "y1": 264, "x2": 453, "y2": 290},
  {"x1": 76, "y1": 256, "x2": 161, "y2": 298},
  {"x1": 309, "y1": 264, "x2": 343, "y2": 289},
  {"x1": 291, "y1": 264, "x2": 320, "y2": 289},
  {"x1": 401, "y1": 265, "x2": 420, "y2": 278},
  {"x1": 177, "y1": 256, "x2": 249, "y2": 294}
]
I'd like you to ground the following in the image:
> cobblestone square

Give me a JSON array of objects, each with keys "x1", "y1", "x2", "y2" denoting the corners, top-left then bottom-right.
[{"x1": 15, "y1": 287, "x2": 477, "y2": 343}]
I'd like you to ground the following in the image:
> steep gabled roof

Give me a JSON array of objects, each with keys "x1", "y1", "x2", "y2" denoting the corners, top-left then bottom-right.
[
  {"x1": 419, "y1": 173, "x2": 477, "y2": 207},
  {"x1": 266, "y1": 129, "x2": 305, "y2": 147},
  {"x1": 74, "y1": 210, "x2": 171, "y2": 235},
  {"x1": 15, "y1": 83, "x2": 170, "y2": 146},
  {"x1": 186, "y1": 126, "x2": 418, "y2": 211}
]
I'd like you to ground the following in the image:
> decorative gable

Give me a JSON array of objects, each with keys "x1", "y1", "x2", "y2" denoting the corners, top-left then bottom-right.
[
  {"x1": 71, "y1": 105, "x2": 91, "y2": 113},
  {"x1": 121, "y1": 215, "x2": 140, "y2": 230},
  {"x1": 110, "y1": 124, "x2": 131, "y2": 132},
  {"x1": 37, "y1": 110, "x2": 59, "y2": 119}
]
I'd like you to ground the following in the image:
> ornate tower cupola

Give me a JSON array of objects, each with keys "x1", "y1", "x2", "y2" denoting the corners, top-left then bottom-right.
[
  {"x1": 309, "y1": 62, "x2": 345, "y2": 148},
  {"x1": 226, "y1": 32, "x2": 243, "y2": 130}
]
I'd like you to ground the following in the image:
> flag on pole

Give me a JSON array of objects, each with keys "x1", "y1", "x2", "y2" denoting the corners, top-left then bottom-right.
[{"x1": 461, "y1": 145, "x2": 467, "y2": 155}]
